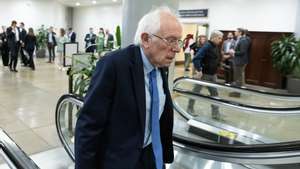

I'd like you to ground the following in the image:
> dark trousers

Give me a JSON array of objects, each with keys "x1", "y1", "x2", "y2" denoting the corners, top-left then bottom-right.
[
  {"x1": 224, "y1": 59, "x2": 234, "y2": 83},
  {"x1": 85, "y1": 46, "x2": 96, "y2": 53},
  {"x1": 20, "y1": 47, "x2": 28, "y2": 65},
  {"x1": 27, "y1": 49, "x2": 35, "y2": 70},
  {"x1": 47, "y1": 43, "x2": 55, "y2": 62},
  {"x1": 1, "y1": 46, "x2": 9, "y2": 66},
  {"x1": 9, "y1": 43, "x2": 20, "y2": 70},
  {"x1": 135, "y1": 144, "x2": 165, "y2": 169}
]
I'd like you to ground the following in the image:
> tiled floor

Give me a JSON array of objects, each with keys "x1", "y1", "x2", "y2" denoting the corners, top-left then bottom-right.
[{"x1": 0, "y1": 58, "x2": 68, "y2": 155}]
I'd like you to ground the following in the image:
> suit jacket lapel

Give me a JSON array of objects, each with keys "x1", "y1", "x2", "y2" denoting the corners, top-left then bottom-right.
[{"x1": 130, "y1": 46, "x2": 146, "y2": 133}]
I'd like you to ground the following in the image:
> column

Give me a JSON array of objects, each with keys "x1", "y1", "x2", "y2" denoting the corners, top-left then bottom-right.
[{"x1": 121, "y1": 0, "x2": 179, "y2": 47}]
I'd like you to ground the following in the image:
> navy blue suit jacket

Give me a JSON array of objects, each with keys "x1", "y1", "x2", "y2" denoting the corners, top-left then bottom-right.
[{"x1": 75, "y1": 45, "x2": 174, "y2": 169}]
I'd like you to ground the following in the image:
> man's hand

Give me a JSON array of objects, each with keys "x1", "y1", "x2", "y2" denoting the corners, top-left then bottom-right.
[{"x1": 194, "y1": 70, "x2": 203, "y2": 79}]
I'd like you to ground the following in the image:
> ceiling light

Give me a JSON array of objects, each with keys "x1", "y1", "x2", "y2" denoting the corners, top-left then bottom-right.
[
  {"x1": 112, "y1": 0, "x2": 117, "y2": 2},
  {"x1": 75, "y1": 2, "x2": 80, "y2": 6},
  {"x1": 92, "y1": 0, "x2": 97, "y2": 4}
]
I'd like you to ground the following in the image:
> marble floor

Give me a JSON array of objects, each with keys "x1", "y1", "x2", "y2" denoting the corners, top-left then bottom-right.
[{"x1": 0, "y1": 58, "x2": 68, "y2": 155}]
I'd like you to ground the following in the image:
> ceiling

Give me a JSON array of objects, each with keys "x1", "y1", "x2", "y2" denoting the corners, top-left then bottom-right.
[{"x1": 57, "y1": 0, "x2": 122, "y2": 7}]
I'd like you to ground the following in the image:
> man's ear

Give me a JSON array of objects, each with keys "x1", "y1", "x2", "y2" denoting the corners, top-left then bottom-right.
[{"x1": 141, "y1": 33, "x2": 151, "y2": 48}]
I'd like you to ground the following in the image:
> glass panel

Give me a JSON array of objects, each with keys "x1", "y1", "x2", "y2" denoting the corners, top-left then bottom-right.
[
  {"x1": 173, "y1": 94, "x2": 300, "y2": 144},
  {"x1": 174, "y1": 78, "x2": 300, "y2": 108},
  {"x1": 57, "y1": 99, "x2": 80, "y2": 160}
]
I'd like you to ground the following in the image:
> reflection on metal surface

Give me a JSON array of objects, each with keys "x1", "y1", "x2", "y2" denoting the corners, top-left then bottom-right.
[
  {"x1": 0, "y1": 148, "x2": 17, "y2": 169},
  {"x1": 187, "y1": 119, "x2": 275, "y2": 144}
]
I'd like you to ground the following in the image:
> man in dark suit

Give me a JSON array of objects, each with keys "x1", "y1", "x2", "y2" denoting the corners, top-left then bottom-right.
[
  {"x1": 19, "y1": 22, "x2": 28, "y2": 66},
  {"x1": 229, "y1": 28, "x2": 251, "y2": 97},
  {"x1": 47, "y1": 26, "x2": 56, "y2": 63},
  {"x1": 75, "y1": 7, "x2": 182, "y2": 169},
  {"x1": 7, "y1": 20, "x2": 20, "y2": 72},
  {"x1": 105, "y1": 29, "x2": 114, "y2": 49},
  {"x1": 68, "y1": 27, "x2": 76, "y2": 43},
  {"x1": 84, "y1": 28, "x2": 96, "y2": 53}
]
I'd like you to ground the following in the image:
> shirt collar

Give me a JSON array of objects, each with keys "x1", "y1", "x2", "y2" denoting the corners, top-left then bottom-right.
[{"x1": 140, "y1": 46, "x2": 155, "y2": 74}]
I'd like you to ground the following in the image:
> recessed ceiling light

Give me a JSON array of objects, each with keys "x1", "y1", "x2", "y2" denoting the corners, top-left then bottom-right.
[
  {"x1": 75, "y1": 2, "x2": 80, "y2": 6},
  {"x1": 92, "y1": 0, "x2": 97, "y2": 4},
  {"x1": 112, "y1": 0, "x2": 117, "y2": 2}
]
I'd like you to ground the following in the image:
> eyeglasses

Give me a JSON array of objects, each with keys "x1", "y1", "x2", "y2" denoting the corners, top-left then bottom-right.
[{"x1": 151, "y1": 34, "x2": 183, "y2": 48}]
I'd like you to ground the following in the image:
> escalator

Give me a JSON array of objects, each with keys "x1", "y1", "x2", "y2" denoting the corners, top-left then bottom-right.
[{"x1": 55, "y1": 92, "x2": 300, "y2": 169}]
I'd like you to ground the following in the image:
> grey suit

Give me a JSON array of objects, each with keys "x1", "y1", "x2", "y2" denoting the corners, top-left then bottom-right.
[{"x1": 233, "y1": 36, "x2": 251, "y2": 87}]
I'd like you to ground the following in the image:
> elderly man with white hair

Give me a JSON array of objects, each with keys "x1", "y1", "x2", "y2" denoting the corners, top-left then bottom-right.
[
  {"x1": 75, "y1": 6, "x2": 182, "y2": 169},
  {"x1": 187, "y1": 30, "x2": 227, "y2": 120}
]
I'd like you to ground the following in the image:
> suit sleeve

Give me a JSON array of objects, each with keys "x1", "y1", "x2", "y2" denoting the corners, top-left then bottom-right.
[
  {"x1": 84, "y1": 34, "x2": 89, "y2": 43},
  {"x1": 235, "y1": 39, "x2": 249, "y2": 57},
  {"x1": 75, "y1": 56, "x2": 116, "y2": 169},
  {"x1": 192, "y1": 43, "x2": 210, "y2": 71}
]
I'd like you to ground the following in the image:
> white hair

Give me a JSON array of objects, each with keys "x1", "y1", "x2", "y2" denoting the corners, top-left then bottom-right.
[
  {"x1": 134, "y1": 6, "x2": 177, "y2": 45},
  {"x1": 210, "y1": 30, "x2": 223, "y2": 40}
]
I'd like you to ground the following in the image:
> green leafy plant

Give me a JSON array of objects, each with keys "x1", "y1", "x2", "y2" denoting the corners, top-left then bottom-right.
[
  {"x1": 36, "y1": 25, "x2": 47, "y2": 49},
  {"x1": 271, "y1": 35, "x2": 300, "y2": 78},
  {"x1": 115, "y1": 25, "x2": 121, "y2": 48},
  {"x1": 71, "y1": 55, "x2": 98, "y2": 97}
]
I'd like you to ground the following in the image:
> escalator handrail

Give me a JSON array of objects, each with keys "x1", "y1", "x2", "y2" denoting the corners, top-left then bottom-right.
[
  {"x1": 174, "y1": 77, "x2": 300, "y2": 100},
  {"x1": 55, "y1": 94, "x2": 300, "y2": 162},
  {"x1": 174, "y1": 88, "x2": 300, "y2": 114},
  {"x1": 0, "y1": 129, "x2": 40, "y2": 169},
  {"x1": 55, "y1": 94, "x2": 83, "y2": 162}
]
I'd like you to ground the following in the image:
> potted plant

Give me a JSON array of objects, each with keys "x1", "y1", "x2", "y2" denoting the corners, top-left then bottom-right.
[
  {"x1": 71, "y1": 54, "x2": 98, "y2": 97},
  {"x1": 36, "y1": 25, "x2": 47, "y2": 58},
  {"x1": 271, "y1": 35, "x2": 300, "y2": 93},
  {"x1": 115, "y1": 25, "x2": 121, "y2": 48}
]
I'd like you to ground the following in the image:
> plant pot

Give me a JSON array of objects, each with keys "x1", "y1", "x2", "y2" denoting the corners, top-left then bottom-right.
[
  {"x1": 287, "y1": 76, "x2": 300, "y2": 94},
  {"x1": 36, "y1": 49, "x2": 46, "y2": 58}
]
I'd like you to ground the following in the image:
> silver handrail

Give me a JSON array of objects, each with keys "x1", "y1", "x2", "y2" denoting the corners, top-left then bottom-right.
[
  {"x1": 0, "y1": 129, "x2": 40, "y2": 169},
  {"x1": 173, "y1": 77, "x2": 300, "y2": 101},
  {"x1": 173, "y1": 91, "x2": 300, "y2": 114}
]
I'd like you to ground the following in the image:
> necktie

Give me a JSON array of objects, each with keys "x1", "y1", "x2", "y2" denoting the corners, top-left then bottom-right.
[{"x1": 149, "y1": 69, "x2": 163, "y2": 169}]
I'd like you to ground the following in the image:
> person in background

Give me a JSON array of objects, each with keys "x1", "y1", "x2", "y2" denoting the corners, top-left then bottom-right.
[
  {"x1": 105, "y1": 29, "x2": 114, "y2": 50},
  {"x1": 7, "y1": 20, "x2": 20, "y2": 72},
  {"x1": 229, "y1": 28, "x2": 251, "y2": 97},
  {"x1": 19, "y1": 22, "x2": 28, "y2": 66},
  {"x1": 96, "y1": 27, "x2": 105, "y2": 56},
  {"x1": 183, "y1": 34, "x2": 194, "y2": 71},
  {"x1": 56, "y1": 28, "x2": 69, "y2": 69},
  {"x1": 0, "y1": 26, "x2": 9, "y2": 67},
  {"x1": 75, "y1": 6, "x2": 182, "y2": 169},
  {"x1": 68, "y1": 27, "x2": 76, "y2": 43},
  {"x1": 24, "y1": 28, "x2": 37, "y2": 70},
  {"x1": 47, "y1": 26, "x2": 57, "y2": 63},
  {"x1": 84, "y1": 27, "x2": 96, "y2": 53},
  {"x1": 190, "y1": 35, "x2": 207, "y2": 76},
  {"x1": 222, "y1": 32, "x2": 236, "y2": 84},
  {"x1": 187, "y1": 30, "x2": 228, "y2": 120}
]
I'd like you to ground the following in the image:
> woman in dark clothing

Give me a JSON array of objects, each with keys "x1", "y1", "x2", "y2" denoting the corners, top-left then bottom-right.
[
  {"x1": 24, "y1": 28, "x2": 37, "y2": 70},
  {"x1": 0, "y1": 26, "x2": 9, "y2": 66}
]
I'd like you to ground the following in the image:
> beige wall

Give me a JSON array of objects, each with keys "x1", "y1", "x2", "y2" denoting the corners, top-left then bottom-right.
[{"x1": 177, "y1": 23, "x2": 198, "y2": 62}]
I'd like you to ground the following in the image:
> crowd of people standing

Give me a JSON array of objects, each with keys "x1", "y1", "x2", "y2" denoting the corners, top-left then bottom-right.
[{"x1": 0, "y1": 20, "x2": 116, "y2": 72}]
